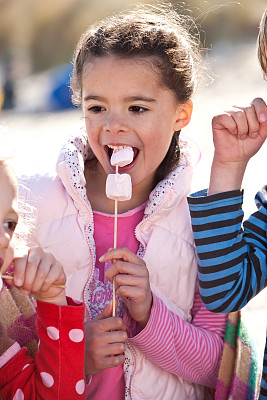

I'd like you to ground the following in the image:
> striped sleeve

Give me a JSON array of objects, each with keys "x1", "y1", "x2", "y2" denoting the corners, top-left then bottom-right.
[
  {"x1": 129, "y1": 290, "x2": 226, "y2": 388},
  {"x1": 187, "y1": 189, "x2": 267, "y2": 313}
]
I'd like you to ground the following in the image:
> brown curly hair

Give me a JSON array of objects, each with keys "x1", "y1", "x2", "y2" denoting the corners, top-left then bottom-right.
[
  {"x1": 70, "y1": 3, "x2": 203, "y2": 183},
  {"x1": 258, "y1": 9, "x2": 267, "y2": 79}
]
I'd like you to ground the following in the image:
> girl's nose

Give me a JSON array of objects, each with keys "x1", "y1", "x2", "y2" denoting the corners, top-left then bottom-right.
[
  {"x1": 0, "y1": 228, "x2": 10, "y2": 249},
  {"x1": 104, "y1": 112, "x2": 129, "y2": 135}
]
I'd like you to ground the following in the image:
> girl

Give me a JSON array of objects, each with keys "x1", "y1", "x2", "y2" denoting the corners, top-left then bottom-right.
[
  {"x1": 0, "y1": 158, "x2": 86, "y2": 399},
  {"x1": 19, "y1": 4, "x2": 227, "y2": 399},
  {"x1": 188, "y1": 9, "x2": 267, "y2": 400}
]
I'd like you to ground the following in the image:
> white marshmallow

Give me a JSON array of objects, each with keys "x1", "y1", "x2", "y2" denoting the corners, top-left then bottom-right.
[
  {"x1": 106, "y1": 173, "x2": 132, "y2": 201},
  {"x1": 111, "y1": 147, "x2": 134, "y2": 167}
]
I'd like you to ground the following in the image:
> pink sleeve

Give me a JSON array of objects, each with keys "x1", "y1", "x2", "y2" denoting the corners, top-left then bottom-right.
[
  {"x1": 128, "y1": 289, "x2": 226, "y2": 388},
  {"x1": 0, "y1": 298, "x2": 86, "y2": 400},
  {"x1": 0, "y1": 342, "x2": 21, "y2": 368}
]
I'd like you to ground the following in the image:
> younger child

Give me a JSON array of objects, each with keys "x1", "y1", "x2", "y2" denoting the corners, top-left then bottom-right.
[
  {"x1": 0, "y1": 159, "x2": 86, "y2": 399},
  {"x1": 18, "y1": 4, "x2": 227, "y2": 399},
  {"x1": 188, "y1": 8, "x2": 267, "y2": 399}
]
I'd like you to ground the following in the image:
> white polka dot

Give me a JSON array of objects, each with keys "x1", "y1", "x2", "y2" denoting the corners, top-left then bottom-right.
[
  {"x1": 47, "y1": 326, "x2": 59, "y2": 340},
  {"x1": 40, "y1": 372, "x2": 54, "y2": 388},
  {"x1": 12, "y1": 389, "x2": 24, "y2": 400},
  {"x1": 76, "y1": 379, "x2": 85, "y2": 394},
  {"x1": 69, "y1": 329, "x2": 84, "y2": 342},
  {"x1": 22, "y1": 364, "x2": 30, "y2": 371}
]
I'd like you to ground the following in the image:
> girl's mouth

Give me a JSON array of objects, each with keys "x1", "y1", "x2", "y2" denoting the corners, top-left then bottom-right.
[{"x1": 105, "y1": 145, "x2": 139, "y2": 170}]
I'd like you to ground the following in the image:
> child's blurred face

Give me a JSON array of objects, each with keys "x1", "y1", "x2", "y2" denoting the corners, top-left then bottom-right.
[
  {"x1": 82, "y1": 55, "x2": 192, "y2": 193},
  {"x1": 0, "y1": 164, "x2": 18, "y2": 273}
]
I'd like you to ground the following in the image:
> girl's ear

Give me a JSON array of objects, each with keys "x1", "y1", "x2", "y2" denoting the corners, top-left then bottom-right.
[{"x1": 173, "y1": 100, "x2": 193, "y2": 131}]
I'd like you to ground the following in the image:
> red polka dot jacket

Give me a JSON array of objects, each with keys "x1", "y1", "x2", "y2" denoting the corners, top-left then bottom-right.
[{"x1": 0, "y1": 285, "x2": 86, "y2": 400}]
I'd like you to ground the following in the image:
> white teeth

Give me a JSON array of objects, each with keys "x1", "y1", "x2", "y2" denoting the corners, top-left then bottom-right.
[{"x1": 107, "y1": 145, "x2": 132, "y2": 150}]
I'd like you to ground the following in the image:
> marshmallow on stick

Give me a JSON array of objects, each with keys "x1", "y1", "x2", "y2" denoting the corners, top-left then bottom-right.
[
  {"x1": 110, "y1": 147, "x2": 134, "y2": 168},
  {"x1": 106, "y1": 146, "x2": 134, "y2": 316}
]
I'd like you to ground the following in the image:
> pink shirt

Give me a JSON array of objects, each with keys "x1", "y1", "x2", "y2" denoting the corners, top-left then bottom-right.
[{"x1": 87, "y1": 204, "x2": 146, "y2": 400}]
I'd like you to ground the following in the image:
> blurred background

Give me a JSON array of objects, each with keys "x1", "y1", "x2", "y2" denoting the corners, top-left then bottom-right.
[
  {"x1": 0, "y1": 0, "x2": 266, "y2": 365},
  {"x1": 0, "y1": 0, "x2": 266, "y2": 113}
]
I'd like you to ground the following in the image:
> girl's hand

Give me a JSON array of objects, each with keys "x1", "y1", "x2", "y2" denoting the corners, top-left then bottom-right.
[
  {"x1": 209, "y1": 98, "x2": 267, "y2": 194},
  {"x1": 101, "y1": 247, "x2": 153, "y2": 329},
  {"x1": 12, "y1": 247, "x2": 67, "y2": 305},
  {"x1": 84, "y1": 301, "x2": 127, "y2": 375},
  {"x1": 212, "y1": 98, "x2": 267, "y2": 165}
]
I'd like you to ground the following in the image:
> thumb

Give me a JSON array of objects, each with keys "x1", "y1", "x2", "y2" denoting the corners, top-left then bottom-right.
[{"x1": 93, "y1": 299, "x2": 118, "y2": 321}]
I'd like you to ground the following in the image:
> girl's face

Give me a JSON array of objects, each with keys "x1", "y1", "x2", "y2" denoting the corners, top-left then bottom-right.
[
  {"x1": 0, "y1": 165, "x2": 18, "y2": 273},
  {"x1": 82, "y1": 56, "x2": 192, "y2": 195}
]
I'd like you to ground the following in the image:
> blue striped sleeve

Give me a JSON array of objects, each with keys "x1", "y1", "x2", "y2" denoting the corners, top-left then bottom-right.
[{"x1": 188, "y1": 189, "x2": 267, "y2": 312}]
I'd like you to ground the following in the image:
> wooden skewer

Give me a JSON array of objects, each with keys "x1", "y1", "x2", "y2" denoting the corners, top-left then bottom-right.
[
  {"x1": 1, "y1": 274, "x2": 66, "y2": 289},
  {"x1": 112, "y1": 164, "x2": 119, "y2": 317}
]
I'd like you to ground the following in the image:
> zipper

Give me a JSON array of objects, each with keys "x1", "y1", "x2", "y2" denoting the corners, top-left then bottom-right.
[
  {"x1": 83, "y1": 223, "x2": 96, "y2": 321},
  {"x1": 64, "y1": 162, "x2": 95, "y2": 320},
  {"x1": 127, "y1": 341, "x2": 137, "y2": 400},
  {"x1": 127, "y1": 190, "x2": 173, "y2": 399}
]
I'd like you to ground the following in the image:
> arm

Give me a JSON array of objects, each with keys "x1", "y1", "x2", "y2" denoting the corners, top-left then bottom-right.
[
  {"x1": 103, "y1": 247, "x2": 225, "y2": 388},
  {"x1": 0, "y1": 247, "x2": 86, "y2": 399},
  {"x1": 0, "y1": 298, "x2": 86, "y2": 400},
  {"x1": 187, "y1": 98, "x2": 267, "y2": 312},
  {"x1": 128, "y1": 288, "x2": 226, "y2": 388},
  {"x1": 188, "y1": 188, "x2": 267, "y2": 312}
]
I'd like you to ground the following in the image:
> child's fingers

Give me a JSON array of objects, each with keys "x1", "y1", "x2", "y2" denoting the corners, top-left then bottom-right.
[
  {"x1": 13, "y1": 247, "x2": 62, "y2": 295},
  {"x1": 212, "y1": 113, "x2": 238, "y2": 135},
  {"x1": 12, "y1": 254, "x2": 35, "y2": 289},
  {"x1": 114, "y1": 272, "x2": 147, "y2": 289},
  {"x1": 36, "y1": 260, "x2": 66, "y2": 293},
  {"x1": 225, "y1": 108, "x2": 250, "y2": 139},
  {"x1": 90, "y1": 314, "x2": 127, "y2": 332},
  {"x1": 105, "y1": 258, "x2": 148, "y2": 282},
  {"x1": 115, "y1": 284, "x2": 146, "y2": 302},
  {"x1": 0, "y1": 241, "x2": 15, "y2": 275},
  {"x1": 232, "y1": 105, "x2": 260, "y2": 139},
  {"x1": 250, "y1": 97, "x2": 267, "y2": 125},
  {"x1": 23, "y1": 248, "x2": 53, "y2": 293},
  {"x1": 99, "y1": 247, "x2": 145, "y2": 265}
]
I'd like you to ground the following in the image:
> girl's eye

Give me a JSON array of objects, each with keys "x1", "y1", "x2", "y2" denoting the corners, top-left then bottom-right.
[
  {"x1": 129, "y1": 105, "x2": 148, "y2": 113},
  {"x1": 4, "y1": 221, "x2": 17, "y2": 232},
  {"x1": 88, "y1": 105, "x2": 105, "y2": 113}
]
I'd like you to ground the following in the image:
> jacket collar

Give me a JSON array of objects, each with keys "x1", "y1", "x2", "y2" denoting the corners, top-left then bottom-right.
[{"x1": 56, "y1": 129, "x2": 193, "y2": 216}]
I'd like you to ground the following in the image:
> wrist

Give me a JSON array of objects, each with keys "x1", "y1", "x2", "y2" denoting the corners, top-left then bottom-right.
[
  {"x1": 136, "y1": 298, "x2": 153, "y2": 329},
  {"x1": 208, "y1": 158, "x2": 247, "y2": 195},
  {"x1": 34, "y1": 291, "x2": 67, "y2": 306}
]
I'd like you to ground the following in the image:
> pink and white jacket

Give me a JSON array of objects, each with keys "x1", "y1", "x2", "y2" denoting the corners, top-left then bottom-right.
[{"x1": 18, "y1": 130, "x2": 220, "y2": 400}]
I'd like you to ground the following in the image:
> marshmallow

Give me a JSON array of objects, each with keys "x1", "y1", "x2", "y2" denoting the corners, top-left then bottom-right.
[
  {"x1": 106, "y1": 173, "x2": 132, "y2": 201},
  {"x1": 111, "y1": 147, "x2": 134, "y2": 167}
]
